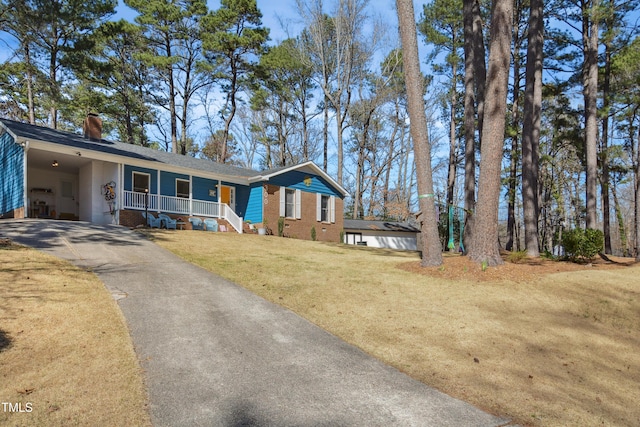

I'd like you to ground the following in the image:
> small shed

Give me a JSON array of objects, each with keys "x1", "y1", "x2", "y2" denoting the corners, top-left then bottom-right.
[{"x1": 343, "y1": 219, "x2": 419, "y2": 251}]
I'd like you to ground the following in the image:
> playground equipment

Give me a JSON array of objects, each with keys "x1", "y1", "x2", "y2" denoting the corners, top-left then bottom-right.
[{"x1": 440, "y1": 203, "x2": 466, "y2": 253}]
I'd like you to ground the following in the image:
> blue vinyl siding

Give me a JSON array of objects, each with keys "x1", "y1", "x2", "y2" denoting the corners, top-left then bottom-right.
[
  {"x1": 234, "y1": 184, "x2": 251, "y2": 220},
  {"x1": 268, "y1": 171, "x2": 342, "y2": 197},
  {"x1": 192, "y1": 176, "x2": 217, "y2": 202},
  {"x1": 216, "y1": 180, "x2": 248, "y2": 219},
  {"x1": 160, "y1": 171, "x2": 189, "y2": 197},
  {"x1": 244, "y1": 184, "x2": 264, "y2": 224},
  {"x1": 124, "y1": 165, "x2": 158, "y2": 193},
  {"x1": 0, "y1": 132, "x2": 24, "y2": 214}
]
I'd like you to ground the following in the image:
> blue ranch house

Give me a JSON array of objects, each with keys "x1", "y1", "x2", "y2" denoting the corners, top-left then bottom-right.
[{"x1": 0, "y1": 116, "x2": 347, "y2": 241}]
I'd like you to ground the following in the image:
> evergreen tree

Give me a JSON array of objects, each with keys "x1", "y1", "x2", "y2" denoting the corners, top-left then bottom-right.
[
  {"x1": 201, "y1": 0, "x2": 269, "y2": 164},
  {"x1": 396, "y1": 0, "x2": 443, "y2": 266},
  {"x1": 468, "y1": 0, "x2": 514, "y2": 266},
  {"x1": 126, "y1": 0, "x2": 208, "y2": 154}
]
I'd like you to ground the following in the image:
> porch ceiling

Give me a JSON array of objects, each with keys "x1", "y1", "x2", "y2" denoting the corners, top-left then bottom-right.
[{"x1": 27, "y1": 148, "x2": 92, "y2": 174}]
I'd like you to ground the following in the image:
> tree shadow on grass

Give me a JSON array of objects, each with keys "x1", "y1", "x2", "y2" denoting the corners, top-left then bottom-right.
[{"x1": 0, "y1": 329, "x2": 12, "y2": 352}]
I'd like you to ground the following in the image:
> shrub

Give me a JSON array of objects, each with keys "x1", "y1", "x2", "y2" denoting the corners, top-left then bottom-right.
[
  {"x1": 277, "y1": 216, "x2": 285, "y2": 237},
  {"x1": 507, "y1": 250, "x2": 527, "y2": 264},
  {"x1": 311, "y1": 226, "x2": 316, "y2": 241},
  {"x1": 562, "y1": 228, "x2": 604, "y2": 262}
]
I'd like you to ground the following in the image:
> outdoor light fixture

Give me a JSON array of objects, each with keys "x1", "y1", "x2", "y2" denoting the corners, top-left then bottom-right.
[{"x1": 52, "y1": 160, "x2": 59, "y2": 167}]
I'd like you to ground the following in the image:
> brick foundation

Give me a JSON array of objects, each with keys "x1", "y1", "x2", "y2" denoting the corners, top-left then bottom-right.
[
  {"x1": 119, "y1": 209, "x2": 236, "y2": 232},
  {"x1": 0, "y1": 207, "x2": 25, "y2": 219},
  {"x1": 119, "y1": 209, "x2": 145, "y2": 228}
]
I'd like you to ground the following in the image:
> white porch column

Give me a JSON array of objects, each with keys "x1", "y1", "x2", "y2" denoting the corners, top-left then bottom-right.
[
  {"x1": 189, "y1": 174, "x2": 193, "y2": 215},
  {"x1": 22, "y1": 140, "x2": 29, "y2": 217},
  {"x1": 156, "y1": 171, "x2": 161, "y2": 212}
]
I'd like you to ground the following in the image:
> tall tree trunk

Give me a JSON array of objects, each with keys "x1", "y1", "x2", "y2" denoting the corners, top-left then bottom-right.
[
  {"x1": 301, "y1": 95, "x2": 310, "y2": 161},
  {"x1": 137, "y1": 86, "x2": 148, "y2": 147},
  {"x1": 468, "y1": 0, "x2": 514, "y2": 266},
  {"x1": 446, "y1": 67, "x2": 458, "y2": 251},
  {"x1": 354, "y1": 143, "x2": 365, "y2": 219},
  {"x1": 600, "y1": 15, "x2": 613, "y2": 253},
  {"x1": 49, "y1": 51, "x2": 58, "y2": 129},
  {"x1": 167, "y1": 38, "x2": 178, "y2": 154},
  {"x1": 279, "y1": 99, "x2": 287, "y2": 167},
  {"x1": 24, "y1": 43, "x2": 35, "y2": 125},
  {"x1": 472, "y1": 0, "x2": 487, "y2": 145},
  {"x1": 336, "y1": 101, "x2": 345, "y2": 185},
  {"x1": 635, "y1": 125, "x2": 640, "y2": 261},
  {"x1": 611, "y1": 181, "x2": 627, "y2": 256},
  {"x1": 462, "y1": 0, "x2": 486, "y2": 253},
  {"x1": 323, "y1": 93, "x2": 329, "y2": 171},
  {"x1": 221, "y1": 72, "x2": 238, "y2": 164},
  {"x1": 583, "y1": 0, "x2": 599, "y2": 229},
  {"x1": 180, "y1": 67, "x2": 194, "y2": 156},
  {"x1": 506, "y1": 137, "x2": 518, "y2": 251},
  {"x1": 180, "y1": 102, "x2": 189, "y2": 156},
  {"x1": 396, "y1": 0, "x2": 443, "y2": 267},
  {"x1": 506, "y1": 39, "x2": 522, "y2": 252},
  {"x1": 383, "y1": 104, "x2": 400, "y2": 218},
  {"x1": 522, "y1": 0, "x2": 543, "y2": 256},
  {"x1": 125, "y1": 104, "x2": 134, "y2": 144}
]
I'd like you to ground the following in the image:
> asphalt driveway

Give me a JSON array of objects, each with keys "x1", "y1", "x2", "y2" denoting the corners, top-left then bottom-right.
[{"x1": 1, "y1": 219, "x2": 511, "y2": 426}]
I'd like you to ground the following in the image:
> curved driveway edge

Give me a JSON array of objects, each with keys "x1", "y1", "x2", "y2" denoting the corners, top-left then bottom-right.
[{"x1": 1, "y1": 219, "x2": 511, "y2": 426}]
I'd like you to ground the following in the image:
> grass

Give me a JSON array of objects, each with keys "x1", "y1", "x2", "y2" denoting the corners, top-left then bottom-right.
[
  {"x1": 148, "y1": 230, "x2": 640, "y2": 427},
  {"x1": 0, "y1": 241, "x2": 150, "y2": 427}
]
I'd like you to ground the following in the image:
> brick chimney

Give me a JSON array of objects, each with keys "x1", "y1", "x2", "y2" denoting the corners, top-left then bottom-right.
[{"x1": 83, "y1": 113, "x2": 102, "y2": 141}]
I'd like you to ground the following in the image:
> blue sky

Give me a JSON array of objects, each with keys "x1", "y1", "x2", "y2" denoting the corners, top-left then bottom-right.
[{"x1": 115, "y1": 0, "x2": 403, "y2": 46}]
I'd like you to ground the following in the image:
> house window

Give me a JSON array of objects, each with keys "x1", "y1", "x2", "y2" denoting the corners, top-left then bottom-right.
[
  {"x1": 280, "y1": 187, "x2": 301, "y2": 219},
  {"x1": 316, "y1": 193, "x2": 336, "y2": 223},
  {"x1": 285, "y1": 189, "x2": 295, "y2": 218},
  {"x1": 176, "y1": 179, "x2": 189, "y2": 198},
  {"x1": 133, "y1": 172, "x2": 150, "y2": 193},
  {"x1": 320, "y1": 195, "x2": 329, "y2": 222},
  {"x1": 346, "y1": 232, "x2": 362, "y2": 245}
]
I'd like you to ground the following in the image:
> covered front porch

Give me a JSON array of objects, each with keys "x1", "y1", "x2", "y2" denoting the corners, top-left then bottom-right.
[{"x1": 122, "y1": 190, "x2": 244, "y2": 233}]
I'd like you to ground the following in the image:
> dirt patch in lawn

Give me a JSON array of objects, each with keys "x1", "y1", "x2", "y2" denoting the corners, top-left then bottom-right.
[
  {"x1": 148, "y1": 230, "x2": 640, "y2": 427},
  {"x1": 0, "y1": 241, "x2": 150, "y2": 426}
]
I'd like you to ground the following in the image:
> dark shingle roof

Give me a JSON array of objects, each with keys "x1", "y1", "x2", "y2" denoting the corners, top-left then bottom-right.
[
  {"x1": 0, "y1": 118, "x2": 260, "y2": 179},
  {"x1": 343, "y1": 219, "x2": 420, "y2": 233}
]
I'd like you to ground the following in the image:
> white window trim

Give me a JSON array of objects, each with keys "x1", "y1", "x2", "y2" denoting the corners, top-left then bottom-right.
[
  {"x1": 317, "y1": 194, "x2": 336, "y2": 223},
  {"x1": 330, "y1": 195, "x2": 335, "y2": 223},
  {"x1": 279, "y1": 187, "x2": 286, "y2": 216},
  {"x1": 132, "y1": 171, "x2": 151, "y2": 193},
  {"x1": 280, "y1": 187, "x2": 301, "y2": 219}
]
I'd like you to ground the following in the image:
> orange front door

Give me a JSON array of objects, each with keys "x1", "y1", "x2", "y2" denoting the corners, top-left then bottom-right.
[{"x1": 220, "y1": 186, "x2": 235, "y2": 211}]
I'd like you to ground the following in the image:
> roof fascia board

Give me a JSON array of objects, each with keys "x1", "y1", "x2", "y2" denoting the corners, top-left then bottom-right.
[
  {"x1": 0, "y1": 121, "x2": 19, "y2": 143},
  {"x1": 24, "y1": 138, "x2": 250, "y2": 186}
]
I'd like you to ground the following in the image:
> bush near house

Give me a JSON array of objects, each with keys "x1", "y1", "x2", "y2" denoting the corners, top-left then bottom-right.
[{"x1": 562, "y1": 228, "x2": 604, "y2": 262}]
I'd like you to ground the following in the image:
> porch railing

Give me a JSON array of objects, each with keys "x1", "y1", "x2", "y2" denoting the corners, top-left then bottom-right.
[{"x1": 123, "y1": 190, "x2": 243, "y2": 233}]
